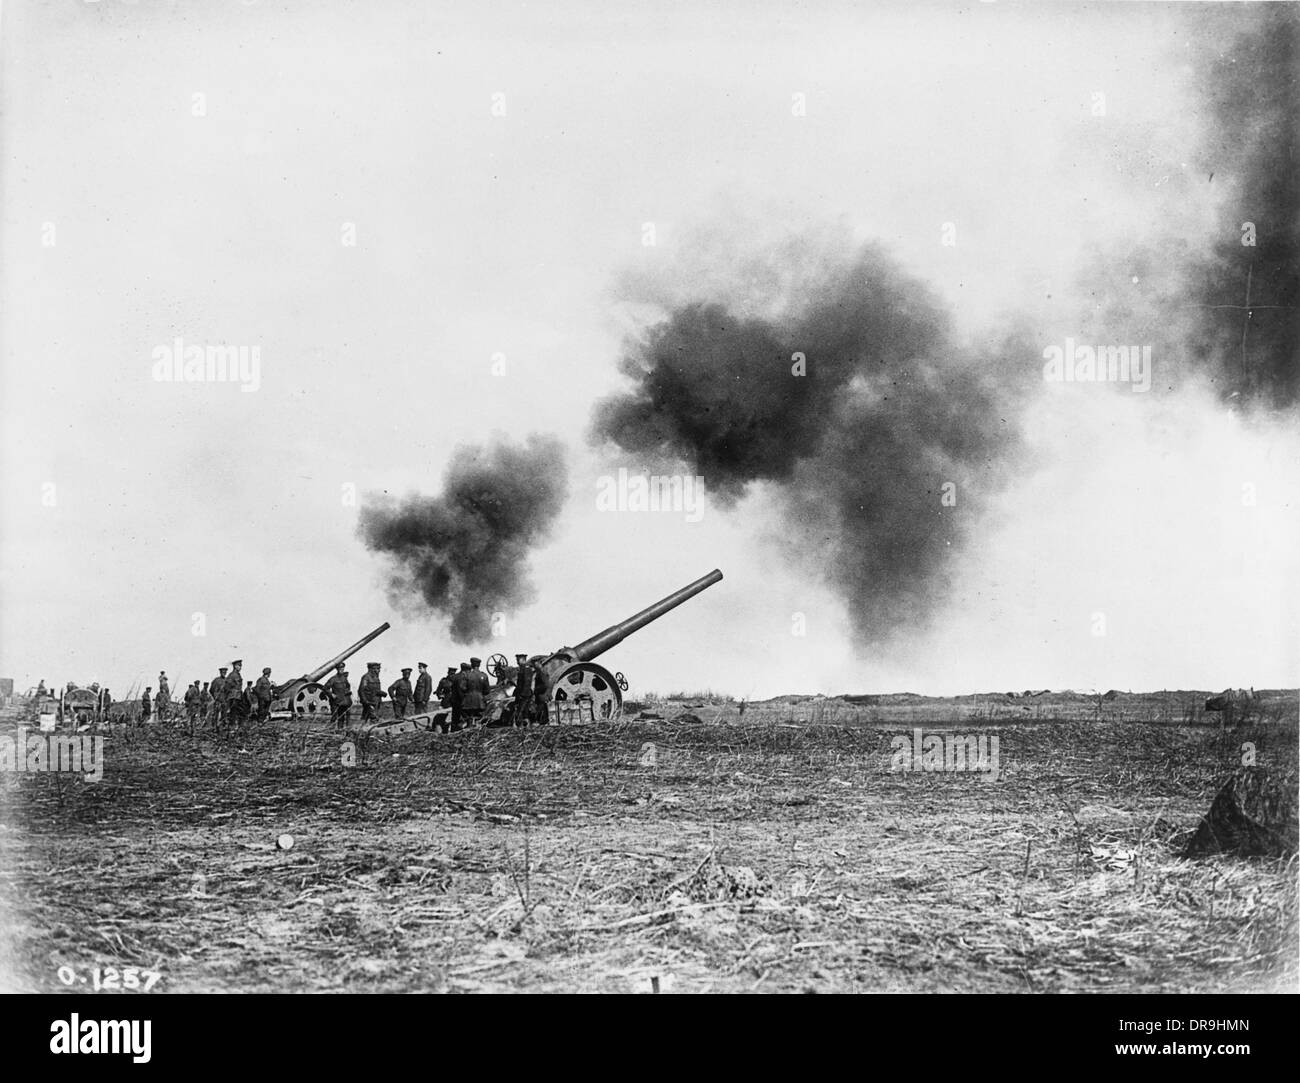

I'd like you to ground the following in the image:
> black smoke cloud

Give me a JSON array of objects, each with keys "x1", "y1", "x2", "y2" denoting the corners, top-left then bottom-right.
[
  {"x1": 589, "y1": 11, "x2": 1297, "y2": 649},
  {"x1": 1187, "y1": 5, "x2": 1299, "y2": 408},
  {"x1": 592, "y1": 244, "x2": 1034, "y2": 646},
  {"x1": 357, "y1": 435, "x2": 568, "y2": 644}
]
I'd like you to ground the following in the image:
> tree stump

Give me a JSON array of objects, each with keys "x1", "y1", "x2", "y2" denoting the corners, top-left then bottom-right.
[{"x1": 1183, "y1": 767, "x2": 1298, "y2": 859}]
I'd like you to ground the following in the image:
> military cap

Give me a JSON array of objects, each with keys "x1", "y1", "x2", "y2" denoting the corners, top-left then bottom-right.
[
  {"x1": 418, "y1": 662, "x2": 428, "y2": 669},
  {"x1": 232, "y1": 659, "x2": 243, "y2": 666},
  {"x1": 470, "y1": 656, "x2": 482, "y2": 665},
  {"x1": 160, "y1": 670, "x2": 167, "y2": 675},
  {"x1": 219, "y1": 667, "x2": 228, "y2": 673},
  {"x1": 367, "y1": 662, "x2": 380, "y2": 669},
  {"x1": 336, "y1": 662, "x2": 347, "y2": 671},
  {"x1": 459, "y1": 662, "x2": 470, "y2": 670},
  {"x1": 401, "y1": 667, "x2": 412, "y2": 675},
  {"x1": 447, "y1": 667, "x2": 457, "y2": 674},
  {"x1": 515, "y1": 653, "x2": 528, "y2": 661},
  {"x1": 262, "y1": 667, "x2": 272, "y2": 675}
]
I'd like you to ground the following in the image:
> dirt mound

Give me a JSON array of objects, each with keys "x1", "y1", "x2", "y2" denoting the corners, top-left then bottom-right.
[{"x1": 1183, "y1": 767, "x2": 1299, "y2": 859}]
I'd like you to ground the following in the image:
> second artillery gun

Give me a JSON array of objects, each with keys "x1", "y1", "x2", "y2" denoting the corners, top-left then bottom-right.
[
  {"x1": 367, "y1": 569, "x2": 723, "y2": 735},
  {"x1": 271, "y1": 621, "x2": 391, "y2": 717}
]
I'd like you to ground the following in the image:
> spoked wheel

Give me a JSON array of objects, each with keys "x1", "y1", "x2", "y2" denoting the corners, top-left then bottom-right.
[
  {"x1": 486, "y1": 653, "x2": 511, "y2": 682},
  {"x1": 293, "y1": 683, "x2": 331, "y2": 716},
  {"x1": 550, "y1": 663, "x2": 622, "y2": 724}
]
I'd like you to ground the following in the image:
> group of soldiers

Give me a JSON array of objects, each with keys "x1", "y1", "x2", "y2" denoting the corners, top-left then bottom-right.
[
  {"x1": 121, "y1": 650, "x2": 555, "y2": 732},
  {"x1": 316, "y1": 653, "x2": 551, "y2": 730},
  {"x1": 137, "y1": 661, "x2": 278, "y2": 728}
]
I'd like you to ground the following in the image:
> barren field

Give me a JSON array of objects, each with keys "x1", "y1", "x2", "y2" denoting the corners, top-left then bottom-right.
[{"x1": 1, "y1": 691, "x2": 1296, "y2": 994}]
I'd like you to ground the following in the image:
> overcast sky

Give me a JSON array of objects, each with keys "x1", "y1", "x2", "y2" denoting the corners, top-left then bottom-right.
[{"x1": 2, "y1": 0, "x2": 1296, "y2": 699}]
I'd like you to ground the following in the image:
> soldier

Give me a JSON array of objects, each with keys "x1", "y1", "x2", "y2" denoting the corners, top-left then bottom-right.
[
  {"x1": 227, "y1": 662, "x2": 249, "y2": 726},
  {"x1": 36, "y1": 679, "x2": 47, "y2": 696},
  {"x1": 184, "y1": 681, "x2": 201, "y2": 725},
  {"x1": 227, "y1": 661, "x2": 244, "y2": 717},
  {"x1": 140, "y1": 688, "x2": 152, "y2": 723},
  {"x1": 449, "y1": 662, "x2": 469, "y2": 730},
  {"x1": 210, "y1": 667, "x2": 229, "y2": 729},
  {"x1": 157, "y1": 671, "x2": 171, "y2": 722},
  {"x1": 413, "y1": 663, "x2": 432, "y2": 713},
  {"x1": 199, "y1": 681, "x2": 213, "y2": 726},
  {"x1": 326, "y1": 664, "x2": 353, "y2": 730},
  {"x1": 511, "y1": 653, "x2": 535, "y2": 726},
  {"x1": 458, "y1": 657, "x2": 490, "y2": 728},
  {"x1": 253, "y1": 668, "x2": 274, "y2": 722},
  {"x1": 532, "y1": 664, "x2": 551, "y2": 726},
  {"x1": 358, "y1": 662, "x2": 385, "y2": 723},
  {"x1": 436, "y1": 667, "x2": 457, "y2": 707},
  {"x1": 388, "y1": 668, "x2": 414, "y2": 719},
  {"x1": 99, "y1": 687, "x2": 112, "y2": 723}
]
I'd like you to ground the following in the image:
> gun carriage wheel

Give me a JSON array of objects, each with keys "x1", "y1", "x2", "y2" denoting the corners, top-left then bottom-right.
[
  {"x1": 549, "y1": 663, "x2": 622, "y2": 724},
  {"x1": 486, "y1": 654, "x2": 511, "y2": 682},
  {"x1": 291, "y1": 684, "x2": 331, "y2": 715}
]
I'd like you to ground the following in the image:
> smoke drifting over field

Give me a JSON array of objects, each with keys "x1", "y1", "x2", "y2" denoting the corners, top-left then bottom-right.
[
  {"x1": 358, "y1": 436, "x2": 568, "y2": 643},
  {"x1": 592, "y1": 243, "x2": 1036, "y2": 646},
  {"x1": 591, "y1": 10, "x2": 1298, "y2": 655},
  {"x1": 1187, "y1": 6, "x2": 1299, "y2": 408}
]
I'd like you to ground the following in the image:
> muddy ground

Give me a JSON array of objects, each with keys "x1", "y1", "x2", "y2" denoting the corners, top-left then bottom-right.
[{"x1": 0, "y1": 692, "x2": 1295, "y2": 994}]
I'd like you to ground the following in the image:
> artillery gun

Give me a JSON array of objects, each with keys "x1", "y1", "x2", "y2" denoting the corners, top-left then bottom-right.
[
  {"x1": 367, "y1": 569, "x2": 723, "y2": 736},
  {"x1": 515, "y1": 567, "x2": 724, "y2": 725},
  {"x1": 272, "y1": 622, "x2": 391, "y2": 717},
  {"x1": 60, "y1": 685, "x2": 100, "y2": 728}
]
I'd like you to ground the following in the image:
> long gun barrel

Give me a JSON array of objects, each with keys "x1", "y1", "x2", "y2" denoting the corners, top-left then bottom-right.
[
  {"x1": 570, "y1": 570, "x2": 723, "y2": 663},
  {"x1": 295, "y1": 622, "x2": 391, "y2": 688}
]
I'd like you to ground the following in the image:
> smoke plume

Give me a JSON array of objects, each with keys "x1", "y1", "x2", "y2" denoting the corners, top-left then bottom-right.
[
  {"x1": 590, "y1": 11, "x2": 1297, "y2": 652},
  {"x1": 357, "y1": 435, "x2": 568, "y2": 643},
  {"x1": 1186, "y1": 5, "x2": 1299, "y2": 408},
  {"x1": 592, "y1": 242, "x2": 1035, "y2": 646}
]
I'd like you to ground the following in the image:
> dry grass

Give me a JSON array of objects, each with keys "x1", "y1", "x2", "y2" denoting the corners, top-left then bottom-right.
[{"x1": 0, "y1": 693, "x2": 1295, "y2": 993}]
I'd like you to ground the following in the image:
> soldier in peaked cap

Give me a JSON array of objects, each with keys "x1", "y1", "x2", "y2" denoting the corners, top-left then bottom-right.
[
  {"x1": 254, "y1": 667, "x2": 274, "y2": 722},
  {"x1": 211, "y1": 667, "x2": 229, "y2": 729},
  {"x1": 449, "y1": 662, "x2": 470, "y2": 730},
  {"x1": 358, "y1": 662, "x2": 385, "y2": 723},
  {"x1": 511, "y1": 653, "x2": 536, "y2": 727},
  {"x1": 436, "y1": 667, "x2": 457, "y2": 707},
  {"x1": 326, "y1": 663, "x2": 353, "y2": 730},
  {"x1": 413, "y1": 663, "x2": 432, "y2": 713},
  {"x1": 456, "y1": 657, "x2": 490, "y2": 728},
  {"x1": 388, "y1": 668, "x2": 414, "y2": 719},
  {"x1": 226, "y1": 661, "x2": 248, "y2": 725},
  {"x1": 227, "y1": 660, "x2": 244, "y2": 703}
]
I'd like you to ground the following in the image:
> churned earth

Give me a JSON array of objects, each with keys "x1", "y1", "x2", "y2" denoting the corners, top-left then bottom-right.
[{"x1": 0, "y1": 691, "x2": 1295, "y2": 994}]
